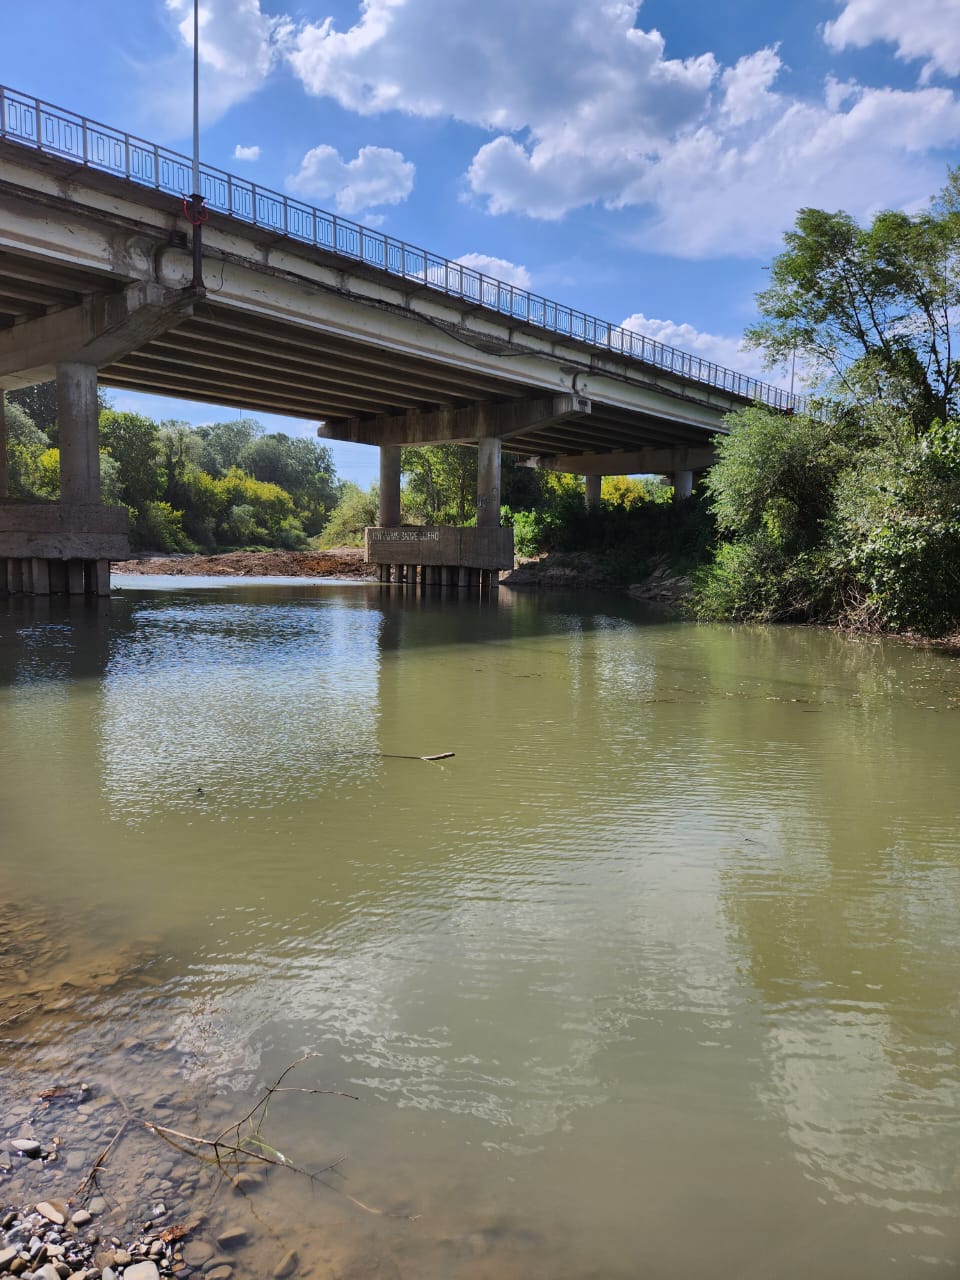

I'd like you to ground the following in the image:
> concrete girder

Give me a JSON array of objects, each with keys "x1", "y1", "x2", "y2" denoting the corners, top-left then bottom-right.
[
  {"x1": 0, "y1": 283, "x2": 198, "y2": 388},
  {"x1": 523, "y1": 446, "x2": 717, "y2": 476},
  {"x1": 145, "y1": 331, "x2": 463, "y2": 409},
  {"x1": 166, "y1": 314, "x2": 521, "y2": 403},
  {"x1": 107, "y1": 361, "x2": 372, "y2": 421},
  {"x1": 320, "y1": 395, "x2": 593, "y2": 448},
  {"x1": 108, "y1": 346, "x2": 430, "y2": 417}
]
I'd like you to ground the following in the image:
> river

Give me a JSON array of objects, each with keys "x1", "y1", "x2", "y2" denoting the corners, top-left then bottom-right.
[{"x1": 1, "y1": 577, "x2": 958, "y2": 1278}]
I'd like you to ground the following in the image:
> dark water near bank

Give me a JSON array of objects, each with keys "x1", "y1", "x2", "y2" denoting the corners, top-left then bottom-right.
[{"x1": 1, "y1": 578, "x2": 959, "y2": 1278}]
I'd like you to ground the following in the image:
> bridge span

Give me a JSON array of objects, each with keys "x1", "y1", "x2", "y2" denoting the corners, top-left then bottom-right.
[{"x1": 0, "y1": 85, "x2": 801, "y2": 594}]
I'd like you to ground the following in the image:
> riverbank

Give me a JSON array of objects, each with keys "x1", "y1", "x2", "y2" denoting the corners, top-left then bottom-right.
[
  {"x1": 113, "y1": 548, "x2": 692, "y2": 608},
  {"x1": 111, "y1": 549, "x2": 377, "y2": 580}
]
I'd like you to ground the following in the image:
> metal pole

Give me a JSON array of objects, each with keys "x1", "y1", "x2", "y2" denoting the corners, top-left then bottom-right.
[
  {"x1": 192, "y1": 0, "x2": 200, "y2": 197},
  {"x1": 190, "y1": 0, "x2": 204, "y2": 289}
]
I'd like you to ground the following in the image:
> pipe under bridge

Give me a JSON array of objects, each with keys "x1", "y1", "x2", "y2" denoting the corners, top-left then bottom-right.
[{"x1": 0, "y1": 84, "x2": 802, "y2": 595}]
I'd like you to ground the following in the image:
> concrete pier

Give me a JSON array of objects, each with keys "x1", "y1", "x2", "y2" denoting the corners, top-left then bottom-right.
[
  {"x1": 0, "y1": 554, "x2": 111, "y2": 596},
  {"x1": 379, "y1": 444, "x2": 402, "y2": 528},
  {"x1": 57, "y1": 363, "x2": 101, "y2": 504},
  {"x1": 0, "y1": 502, "x2": 127, "y2": 596},
  {"x1": 366, "y1": 525, "x2": 513, "y2": 594},
  {"x1": 584, "y1": 473, "x2": 602, "y2": 511},
  {"x1": 673, "y1": 470, "x2": 694, "y2": 501}
]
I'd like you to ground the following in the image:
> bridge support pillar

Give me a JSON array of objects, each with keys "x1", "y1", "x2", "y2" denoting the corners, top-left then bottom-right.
[
  {"x1": 0, "y1": 391, "x2": 8, "y2": 500},
  {"x1": 673, "y1": 469, "x2": 693, "y2": 502},
  {"x1": 584, "y1": 473, "x2": 601, "y2": 511},
  {"x1": 379, "y1": 444, "x2": 402, "y2": 528},
  {"x1": 57, "y1": 363, "x2": 100, "y2": 503},
  {"x1": 477, "y1": 437, "x2": 501, "y2": 529}
]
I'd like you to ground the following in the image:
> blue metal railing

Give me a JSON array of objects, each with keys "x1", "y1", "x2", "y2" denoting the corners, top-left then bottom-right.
[{"x1": 0, "y1": 83, "x2": 806, "y2": 414}]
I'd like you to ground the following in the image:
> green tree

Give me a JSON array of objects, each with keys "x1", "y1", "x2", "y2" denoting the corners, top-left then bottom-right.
[
  {"x1": 402, "y1": 445, "x2": 478, "y2": 523},
  {"x1": 6, "y1": 382, "x2": 59, "y2": 433},
  {"x1": 747, "y1": 175, "x2": 960, "y2": 430},
  {"x1": 193, "y1": 418, "x2": 262, "y2": 476},
  {"x1": 98, "y1": 411, "x2": 163, "y2": 509},
  {"x1": 6, "y1": 381, "x2": 112, "y2": 439},
  {"x1": 239, "y1": 433, "x2": 338, "y2": 532},
  {"x1": 1, "y1": 400, "x2": 51, "y2": 498},
  {"x1": 317, "y1": 482, "x2": 379, "y2": 547}
]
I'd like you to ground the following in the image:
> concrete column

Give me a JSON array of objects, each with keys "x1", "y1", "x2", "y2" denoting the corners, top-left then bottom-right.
[
  {"x1": 67, "y1": 559, "x2": 86, "y2": 594},
  {"x1": 0, "y1": 390, "x2": 8, "y2": 499},
  {"x1": 57, "y1": 363, "x2": 101, "y2": 504},
  {"x1": 476, "y1": 437, "x2": 501, "y2": 529},
  {"x1": 673, "y1": 470, "x2": 693, "y2": 502},
  {"x1": 584, "y1": 473, "x2": 601, "y2": 511},
  {"x1": 31, "y1": 558, "x2": 50, "y2": 595},
  {"x1": 379, "y1": 445, "x2": 401, "y2": 527}
]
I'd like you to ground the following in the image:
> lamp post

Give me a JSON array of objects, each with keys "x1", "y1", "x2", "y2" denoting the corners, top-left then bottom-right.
[{"x1": 188, "y1": 0, "x2": 206, "y2": 290}]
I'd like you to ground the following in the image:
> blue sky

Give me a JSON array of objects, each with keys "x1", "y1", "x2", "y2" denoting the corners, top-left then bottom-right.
[{"x1": 3, "y1": 0, "x2": 959, "y2": 486}]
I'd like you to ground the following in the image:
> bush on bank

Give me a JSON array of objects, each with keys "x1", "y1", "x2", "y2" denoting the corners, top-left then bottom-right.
[{"x1": 692, "y1": 407, "x2": 960, "y2": 637}]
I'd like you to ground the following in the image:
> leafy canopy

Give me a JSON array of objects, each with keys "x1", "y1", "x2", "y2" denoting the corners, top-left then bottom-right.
[{"x1": 747, "y1": 170, "x2": 960, "y2": 430}]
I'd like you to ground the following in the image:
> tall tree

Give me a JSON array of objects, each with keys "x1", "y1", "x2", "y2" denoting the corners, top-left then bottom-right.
[
  {"x1": 239, "y1": 433, "x2": 338, "y2": 531},
  {"x1": 747, "y1": 171, "x2": 960, "y2": 430},
  {"x1": 193, "y1": 418, "x2": 262, "y2": 476},
  {"x1": 401, "y1": 445, "x2": 477, "y2": 523},
  {"x1": 98, "y1": 410, "x2": 163, "y2": 509}
]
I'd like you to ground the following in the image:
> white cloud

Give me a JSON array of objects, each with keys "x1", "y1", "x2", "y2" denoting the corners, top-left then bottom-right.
[
  {"x1": 287, "y1": 0, "x2": 716, "y2": 137},
  {"x1": 454, "y1": 254, "x2": 531, "y2": 290},
  {"x1": 823, "y1": 0, "x2": 960, "y2": 81},
  {"x1": 719, "y1": 47, "x2": 783, "y2": 126},
  {"x1": 234, "y1": 144, "x2": 261, "y2": 162},
  {"x1": 163, "y1": 0, "x2": 291, "y2": 121},
  {"x1": 281, "y1": 0, "x2": 960, "y2": 257},
  {"x1": 287, "y1": 144, "x2": 414, "y2": 215},
  {"x1": 620, "y1": 313, "x2": 779, "y2": 384}
]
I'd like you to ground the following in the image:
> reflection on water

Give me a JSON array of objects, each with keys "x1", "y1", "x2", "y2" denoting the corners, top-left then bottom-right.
[{"x1": 1, "y1": 582, "x2": 959, "y2": 1277}]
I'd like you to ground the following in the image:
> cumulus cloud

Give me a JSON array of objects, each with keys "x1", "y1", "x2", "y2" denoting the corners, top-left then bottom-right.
[
  {"x1": 152, "y1": 0, "x2": 960, "y2": 259},
  {"x1": 163, "y1": 0, "x2": 291, "y2": 120},
  {"x1": 823, "y1": 0, "x2": 960, "y2": 80},
  {"x1": 620, "y1": 313, "x2": 779, "y2": 384},
  {"x1": 454, "y1": 254, "x2": 531, "y2": 289},
  {"x1": 234, "y1": 144, "x2": 261, "y2": 162},
  {"x1": 281, "y1": 0, "x2": 960, "y2": 257},
  {"x1": 287, "y1": 0, "x2": 716, "y2": 136},
  {"x1": 287, "y1": 144, "x2": 414, "y2": 215}
]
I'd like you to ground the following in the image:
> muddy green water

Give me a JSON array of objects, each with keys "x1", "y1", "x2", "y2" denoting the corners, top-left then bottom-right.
[{"x1": 1, "y1": 578, "x2": 959, "y2": 1278}]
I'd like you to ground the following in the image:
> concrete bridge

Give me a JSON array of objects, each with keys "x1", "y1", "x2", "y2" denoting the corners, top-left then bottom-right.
[{"x1": 0, "y1": 85, "x2": 802, "y2": 595}]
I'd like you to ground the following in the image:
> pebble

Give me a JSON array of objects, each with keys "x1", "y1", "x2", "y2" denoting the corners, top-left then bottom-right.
[
  {"x1": 273, "y1": 1249, "x2": 299, "y2": 1279},
  {"x1": 206, "y1": 1268, "x2": 233, "y2": 1280},
  {"x1": 70, "y1": 1211, "x2": 92, "y2": 1229},
  {"x1": 34, "y1": 1204, "x2": 65, "y2": 1228},
  {"x1": 8, "y1": 1139, "x2": 41, "y2": 1159},
  {"x1": 215, "y1": 1228, "x2": 249, "y2": 1251},
  {"x1": 124, "y1": 1263, "x2": 161, "y2": 1280},
  {"x1": 182, "y1": 1241, "x2": 215, "y2": 1267},
  {"x1": 87, "y1": 1198, "x2": 107, "y2": 1216}
]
